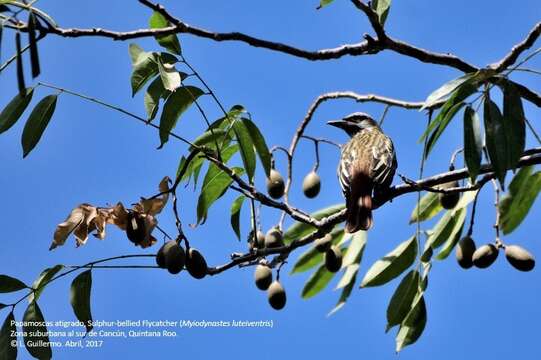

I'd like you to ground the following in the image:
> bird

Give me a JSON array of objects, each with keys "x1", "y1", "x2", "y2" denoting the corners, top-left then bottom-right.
[{"x1": 328, "y1": 112, "x2": 397, "y2": 233}]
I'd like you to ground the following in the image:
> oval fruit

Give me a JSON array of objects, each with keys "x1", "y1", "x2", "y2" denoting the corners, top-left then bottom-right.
[
  {"x1": 438, "y1": 181, "x2": 460, "y2": 209},
  {"x1": 266, "y1": 169, "x2": 285, "y2": 199},
  {"x1": 325, "y1": 245, "x2": 343, "y2": 273},
  {"x1": 267, "y1": 281, "x2": 286, "y2": 310},
  {"x1": 126, "y1": 212, "x2": 146, "y2": 245},
  {"x1": 315, "y1": 234, "x2": 332, "y2": 253},
  {"x1": 456, "y1": 236, "x2": 477, "y2": 269},
  {"x1": 254, "y1": 265, "x2": 273, "y2": 290},
  {"x1": 472, "y1": 244, "x2": 498, "y2": 269},
  {"x1": 256, "y1": 231, "x2": 266, "y2": 248},
  {"x1": 186, "y1": 248, "x2": 208, "y2": 279},
  {"x1": 265, "y1": 228, "x2": 283, "y2": 248},
  {"x1": 164, "y1": 242, "x2": 186, "y2": 274},
  {"x1": 505, "y1": 245, "x2": 535, "y2": 272},
  {"x1": 302, "y1": 171, "x2": 321, "y2": 198},
  {"x1": 156, "y1": 241, "x2": 177, "y2": 268}
]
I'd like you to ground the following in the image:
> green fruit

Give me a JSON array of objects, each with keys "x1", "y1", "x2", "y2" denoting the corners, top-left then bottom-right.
[
  {"x1": 156, "y1": 241, "x2": 177, "y2": 268},
  {"x1": 164, "y1": 242, "x2": 186, "y2": 274},
  {"x1": 438, "y1": 181, "x2": 460, "y2": 209},
  {"x1": 256, "y1": 231, "x2": 266, "y2": 248},
  {"x1": 267, "y1": 281, "x2": 286, "y2": 310},
  {"x1": 456, "y1": 236, "x2": 477, "y2": 269},
  {"x1": 254, "y1": 265, "x2": 273, "y2": 290},
  {"x1": 325, "y1": 245, "x2": 343, "y2": 273},
  {"x1": 472, "y1": 244, "x2": 499, "y2": 269},
  {"x1": 315, "y1": 234, "x2": 332, "y2": 253},
  {"x1": 265, "y1": 228, "x2": 284, "y2": 248},
  {"x1": 126, "y1": 212, "x2": 146, "y2": 244},
  {"x1": 505, "y1": 245, "x2": 535, "y2": 272},
  {"x1": 302, "y1": 171, "x2": 321, "y2": 198},
  {"x1": 266, "y1": 169, "x2": 285, "y2": 199},
  {"x1": 186, "y1": 248, "x2": 208, "y2": 279}
]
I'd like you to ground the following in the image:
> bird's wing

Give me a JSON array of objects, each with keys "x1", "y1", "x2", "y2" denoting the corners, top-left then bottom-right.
[{"x1": 370, "y1": 135, "x2": 397, "y2": 189}]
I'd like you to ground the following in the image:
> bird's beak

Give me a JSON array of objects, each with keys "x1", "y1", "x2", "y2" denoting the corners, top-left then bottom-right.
[{"x1": 327, "y1": 119, "x2": 348, "y2": 129}]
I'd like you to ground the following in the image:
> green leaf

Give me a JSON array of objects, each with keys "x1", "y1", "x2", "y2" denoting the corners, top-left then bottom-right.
[
  {"x1": 28, "y1": 12, "x2": 40, "y2": 78},
  {"x1": 0, "y1": 87, "x2": 34, "y2": 134},
  {"x1": 302, "y1": 264, "x2": 335, "y2": 299},
  {"x1": 190, "y1": 129, "x2": 230, "y2": 151},
  {"x1": 396, "y1": 294, "x2": 427, "y2": 352},
  {"x1": 0, "y1": 312, "x2": 17, "y2": 360},
  {"x1": 435, "y1": 217, "x2": 464, "y2": 260},
  {"x1": 284, "y1": 204, "x2": 346, "y2": 244},
  {"x1": 463, "y1": 106, "x2": 483, "y2": 181},
  {"x1": 291, "y1": 229, "x2": 345, "y2": 274},
  {"x1": 149, "y1": 11, "x2": 181, "y2": 55},
  {"x1": 232, "y1": 120, "x2": 256, "y2": 182},
  {"x1": 201, "y1": 145, "x2": 239, "y2": 189},
  {"x1": 159, "y1": 86, "x2": 205, "y2": 148},
  {"x1": 425, "y1": 101, "x2": 466, "y2": 157},
  {"x1": 500, "y1": 167, "x2": 541, "y2": 234},
  {"x1": 328, "y1": 272, "x2": 356, "y2": 316},
  {"x1": 129, "y1": 44, "x2": 158, "y2": 96},
  {"x1": 157, "y1": 59, "x2": 182, "y2": 92},
  {"x1": 335, "y1": 231, "x2": 367, "y2": 291},
  {"x1": 426, "y1": 207, "x2": 466, "y2": 250},
  {"x1": 230, "y1": 195, "x2": 245, "y2": 240},
  {"x1": 422, "y1": 73, "x2": 474, "y2": 110},
  {"x1": 70, "y1": 270, "x2": 93, "y2": 333},
  {"x1": 386, "y1": 270, "x2": 420, "y2": 332},
  {"x1": 317, "y1": 0, "x2": 334, "y2": 9},
  {"x1": 21, "y1": 95, "x2": 58, "y2": 158},
  {"x1": 144, "y1": 76, "x2": 168, "y2": 121},
  {"x1": 361, "y1": 236, "x2": 417, "y2": 288},
  {"x1": 23, "y1": 302, "x2": 52, "y2": 359},
  {"x1": 29, "y1": 265, "x2": 64, "y2": 303},
  {"x1": 371, "y1": 0, "x2": 391, "y2": 25},
  {"x1": 242, "y1": 118, "x2": 272, "y2": 177},
  {"x1": 0, "y1": 275, "x2": 27, "y2": 293},
  {"x1": 501, "y1": 81, "x2": 526, "y2": 170},
  {"x1": 484, "y1": 97, "x2": 507, "y2": 186},
  {"x1": 409, "y1": 192, "x2": 443, "y2": 223},
  {"x1": 197, "y1": 167, "x2": 245, "y2": 224}
]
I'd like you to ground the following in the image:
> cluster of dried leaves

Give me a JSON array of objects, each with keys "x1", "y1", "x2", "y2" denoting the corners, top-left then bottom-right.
[{"x1": 50, "y1": 177, "x2": 170, "y2": 250}]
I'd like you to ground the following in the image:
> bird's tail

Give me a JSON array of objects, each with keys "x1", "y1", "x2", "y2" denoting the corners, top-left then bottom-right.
[{"x1": 345, "y1": 173, "x2": 373, "y2": 233}]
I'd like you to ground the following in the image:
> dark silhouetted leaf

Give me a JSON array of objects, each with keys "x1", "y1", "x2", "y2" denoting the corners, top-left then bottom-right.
[
  {"x1": 409, "y1": 192, "x2": 443, "y2": 223},
  {"x1": 291, "y1": 228, "x2": 345, "y2": 274},
  {"x1": 422, "y1": 73, "x2": 474, "y2": 110},
  {"x1": 0, "y1": 312, "x2": 17, "y2": 360},
  {"x1": 144, "y1": 76, "x2": 168, "y2": 121},
  {"x1": 484, "y1": 97, "x2": 507, "y2": 186},
  {"x1": 23, "y1": 301, "x2": 52, "y2": 359},
  {"x1": 70, "y1": 270, "x2": 93, "y2": 333},
  {"x1": 0, "y1": 87, "x2": 34, "y2": 134},
  {"x1": 159, "y1": 86, "x2": 204, "y2": 147},
  {"x1": 196, "y1": 167, "x2": 244, "y2": 224},
  {"x1": 302, "y1": 264, "x2": 335, "y2": 299},
  {"x1": 149, "y1": 11, "x2": 181, "y2": 55},
  {"x1": 29, "y1": 265, "x2": 64, "y2": 303},
  {"x1": 0, "y1": 275, "x2": 27, "y2": 293},
  {"x1": 15, "y1": 32, "x2": 25, "y2": 95},
  {"x1": 463, "y1": 106, "x2": 483, "y2": 181},
  {"x1": 21, "y1": 94, "x2": 58, "y2": 158},
  {"x1": 501, "y1": 81, "x2": 526, "y2": 170},
  {"x1": 361, "y1": 236, "x2": 417, "y2": 287},
  {"x1": 435, "y1": 211, "x2": 465, "y2": 260},
  {"x1": 396, "y1": 294, "x2": 427, "y2": 352},
  {"x1": 386, "y1": 270, "x2": 420, "y2": 332},
  {"x1": 230, "y1": 195, "x2": 245, "y2": 240},
  {"x1": 28, "y1": 12, "x2": 40, "y2": 78},
  {"x1": 242, "y1": 118, "x2": 272, "y2": 177},
  {"x1": 499, "y1": 166, "x2": 541, "y2": 234},
  {"x1": 284, "y1": 204, "x2": 345, "y2": 244}
]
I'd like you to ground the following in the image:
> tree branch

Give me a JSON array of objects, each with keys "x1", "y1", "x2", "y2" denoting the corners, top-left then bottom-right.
[{"x1": 492, "y1": 22, "x2": 541, "y2": 72}]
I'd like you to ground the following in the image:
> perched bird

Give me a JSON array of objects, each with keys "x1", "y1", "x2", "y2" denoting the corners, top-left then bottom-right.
[{"x1": 328, "y1": 113, "x2": 397, "y2": 233}]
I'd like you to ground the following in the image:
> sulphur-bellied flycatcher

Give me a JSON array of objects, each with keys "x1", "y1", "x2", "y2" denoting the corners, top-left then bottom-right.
[{"x1": 328, "y1": 113, "x2": 397, "y2": 233}]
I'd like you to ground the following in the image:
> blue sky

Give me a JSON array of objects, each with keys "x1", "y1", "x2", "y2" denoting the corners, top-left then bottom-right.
[{"x1": 1, "y1": 0, "x2": 541, "y2": 359}]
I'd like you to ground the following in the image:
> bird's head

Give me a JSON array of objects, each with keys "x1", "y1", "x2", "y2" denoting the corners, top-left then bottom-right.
[{"x1": 327, "y1": 112, "x2": 379, "y2": 137}]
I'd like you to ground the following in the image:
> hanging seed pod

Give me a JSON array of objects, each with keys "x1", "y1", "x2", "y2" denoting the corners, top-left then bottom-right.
[
  {"x1": 254, "y1": 265, "x2": 273, "y2": 290},
  {"x1": 266, "y1": 169, "x2": 285, "y2": 199},
  {"x1": 265, "y1": 228, "x2": 284, "y2": 248},
  {"x1": 472, "y1": 244, "x2": 499, "y2": 269},
  {"x1": 505, "y1": 245, "x2": 535, "y2": 272},
  {"x1": 438, "y1": 181, "x2": 460, "y2": 209},
  {"x1": 325, "y1": 245, "x2": 343, "y2": 273},
  {"x1": 186, "y1": 248, "x2": 208, "y2": 279},
  {"x1": 302, "y1": 171, "x2": 321, "y2": 198},
  {"x1": 267, "y1": 281, "x2": 287, "y2": 310},
  {"x1": 456, "y1": 236, "x2": 477, "y2": 269}
]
